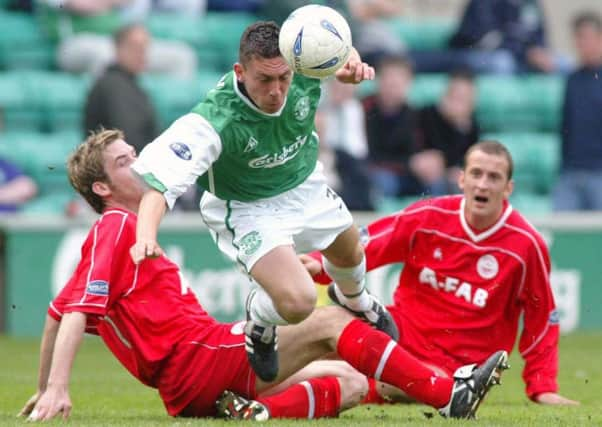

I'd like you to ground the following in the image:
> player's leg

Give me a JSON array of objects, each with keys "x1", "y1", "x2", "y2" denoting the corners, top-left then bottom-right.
[
  {"x1": 200, "y1": 192, "x2": 317, "y2": 382},
  {"x1": 270, "y1": 305, "x2": 508, "y2": 418},
  {"x1": 217, "y1": 361, "x2": 367, "y2": 420},
  {"x1": 295, "y1": 168, "x2": 398, "y2": 340}
]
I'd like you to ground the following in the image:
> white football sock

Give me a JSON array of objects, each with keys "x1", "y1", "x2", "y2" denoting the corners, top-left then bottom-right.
[
  {"x1": 248, "y1": 287, "x2": 288, "y2": 327},
  {"x1": 323, "y1": 255, "x2": 371, "y2": 312}
]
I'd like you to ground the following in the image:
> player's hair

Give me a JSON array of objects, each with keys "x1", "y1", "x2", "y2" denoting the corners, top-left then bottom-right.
[
  {"x1": 573, "y1": 11, "x2": 602, "y2": 33},
  {"x1": 464, "y1": 140, "x2": 514, "y2": 180},
  {"x1": 376, "y1": 54, "x2": 414, "y2": 74},
  {"x1": 239, "y1": 21, "x2": 281, "y2": 65},
  {"x1": 67, "y1": 129, "x2": 124, "y2": 214}
]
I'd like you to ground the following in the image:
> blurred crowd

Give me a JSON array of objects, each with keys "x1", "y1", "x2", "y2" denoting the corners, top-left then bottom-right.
[{"x1": 0, "y1": 0, "x2": 601, "y2": 215}]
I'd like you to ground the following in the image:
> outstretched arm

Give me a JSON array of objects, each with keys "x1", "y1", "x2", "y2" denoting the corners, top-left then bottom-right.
[
  {"x1": 27, "y1": 312, "x2": 87, "y2": 421},
  {"x1": 335, "y1": 47, "x2": 375, "y2": 84},
  {"x1": 130, "y1": 188, "x2": 167, "y2": 264},
  {"x1": 18, "y1": 315, "x2": 60, "y2": 417}
]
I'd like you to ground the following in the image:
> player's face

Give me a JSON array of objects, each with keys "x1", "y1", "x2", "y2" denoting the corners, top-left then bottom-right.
[
  {"x1": 459, "y1": 149, "x2": 514, "y2": 230},
  {"x1": 234, "y1": 56, "x2": 293, "y2": 113},
  {"x1": 100, "y1": 139, "x2": 145, "y2": 210}
]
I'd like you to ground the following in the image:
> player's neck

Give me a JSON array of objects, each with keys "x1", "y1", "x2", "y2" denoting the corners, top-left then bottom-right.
[
  {"x1": 104, "y1": 199, "x2": 137, "y2": 215},
  {"x1": 465, "y1": 209, "x2": 503, "y2": 232}
]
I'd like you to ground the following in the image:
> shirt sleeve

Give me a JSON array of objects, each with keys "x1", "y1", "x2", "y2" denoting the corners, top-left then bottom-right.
[
  {"x1": 49, "y1": 273, "x2": 100, "y2": 335},
  {"x1": 518, "y1": 235, "x2": 559, "y2": 400},
  {"x1": 131, "y1": 113, "x2": 223, "y2": 209}
]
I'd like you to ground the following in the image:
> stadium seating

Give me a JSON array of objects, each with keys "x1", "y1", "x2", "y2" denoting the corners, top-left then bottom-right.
[
  {"x1": 483, "y1": 132, "x2": 560, "y2": 195},
  {"x1": 0, "y1": 6, "x2": 567, "y2": 215},
  {"x1": 0, "y1": 11, "x2": 54, "y2": 70},
  {"x1": 386, "y1": 18, "x2": 456, "y2": 51}
]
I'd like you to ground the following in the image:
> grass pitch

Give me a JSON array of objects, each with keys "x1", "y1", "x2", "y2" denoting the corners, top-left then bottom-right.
[{"x1": 1, "y1": 332, "x2": 600, "y2": 426}]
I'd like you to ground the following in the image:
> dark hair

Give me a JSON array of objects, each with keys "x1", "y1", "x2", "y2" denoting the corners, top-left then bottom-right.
[
  {"x1": 68, "y1": 129, "x2": 124, "y2": 214},
  {"x1": 464, "y1": 140, "x2": 514, "y2": 180},
  {"x1": 449, "y1": 68, "x2": 475, "y2": 84},
  {"x1": 113, "y1": 23, "x2": 146, "y2": 46},
  {"x1": 376, "y1": 54, "x2": 413, "y2": 74},
  {"x1": 239, "y1": 21, "x2": 282, "y2": 65},
  {"x1": 573, "y1": 11, "x2": 602, "y2": 32}
]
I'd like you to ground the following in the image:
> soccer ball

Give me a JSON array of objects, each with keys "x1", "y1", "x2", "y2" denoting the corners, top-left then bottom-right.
[{"x1": 279, "y1": 5, "x2": 352, "y2": 79}]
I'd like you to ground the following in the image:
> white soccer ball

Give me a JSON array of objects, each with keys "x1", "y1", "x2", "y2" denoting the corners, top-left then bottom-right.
[{"x1": 279, "y1": 5, "x2": 352, "y2": 79}]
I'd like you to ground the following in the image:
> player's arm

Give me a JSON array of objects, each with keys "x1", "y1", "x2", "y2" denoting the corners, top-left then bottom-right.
[
  {"x1": 130, "y1": 187, "x2": 167, "y2": 264},
  {"x1": 519, "y1": 240, "x2": 579, "y2": 405},
  {"x1": 129, "y1": 114, "x2": 223, "y2": 263},
  {"x1": 303, "y1": 208, "x2": 418, "y2": 282},
  {"x1": 335, "y1": 47, "x2": 375, "y2": 84},
  {"x1": 27, "y1": 312, "x2": 87, "y2": 421},
  {"x1": 18, "y1": 315, "x2": 60, "y2": 417}
]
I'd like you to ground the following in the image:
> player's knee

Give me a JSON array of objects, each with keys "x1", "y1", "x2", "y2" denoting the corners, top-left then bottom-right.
[
  {"x1": 338, "y1": 371, "x2": 369, "y2": 410},
  {"x1": 276, "y1": 288, "x2": 317, "y2": 323}
]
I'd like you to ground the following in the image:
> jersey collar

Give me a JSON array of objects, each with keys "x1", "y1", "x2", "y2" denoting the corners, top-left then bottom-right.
[
  {"x1": 459, "y1": 197, "x2": 513, "y2": 242},
  {"x1": 232, "y1": 73, "x2": 287, "y2": 117}
]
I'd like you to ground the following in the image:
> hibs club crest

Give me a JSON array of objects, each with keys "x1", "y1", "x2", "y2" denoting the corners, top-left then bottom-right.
[
  {"x1": 239, "y1": 231, "x2": 262, "y2": 255},
  {"x1": 294, "y1": 96, "x2": 310, "y2": 120}
]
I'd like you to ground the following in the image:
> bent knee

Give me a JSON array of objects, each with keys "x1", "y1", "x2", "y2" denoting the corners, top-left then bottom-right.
[
  {"x1": 339, "y1": 372, "x2": 369, "y2": 409},
  {"x1": 276, "y1": 290, "x2": 317, "y2": 323}
]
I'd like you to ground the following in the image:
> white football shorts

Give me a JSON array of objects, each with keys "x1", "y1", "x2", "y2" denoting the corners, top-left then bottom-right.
[{"x1": 199, "y1": 163, "x2": 353, "y2": 273}]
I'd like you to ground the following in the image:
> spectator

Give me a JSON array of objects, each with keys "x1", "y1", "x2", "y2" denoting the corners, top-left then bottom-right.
[
  {"x1": 412, "y1": 0, "x2": 570, "y2": 74},
  {"x1": 416, "y1": 69, "x2": 480, "y2": 194},
  {"x1": 83, "y1": 24, "x2": 159, "y2": 155},
  {"x1": 207, "y1": 0, "x2": 265, "y2": 12},
  {"x1": 341, "y1": 0, "x2": 405, "y2": 66},
  {"x1": 553, "y1": 11, "x2": 602, "y2": 211},
  {"x1": 363, "y1": 55, "x2": 440, "y2": 198},
  {"x1": 0, "y1": 157, "x2": 38, "y2": 213},
  {"x1": 38, "y1": 0, "x2": 198, "y2": 77},
  {"x1": 318, "y1": 79, "x2": 374, "y2": 211}
]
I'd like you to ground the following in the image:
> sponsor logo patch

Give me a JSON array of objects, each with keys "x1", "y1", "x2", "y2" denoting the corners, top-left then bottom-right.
[
  {"x1": 86, "y1": 280, "x2": 109, "y2": 296},
  {"x1": 477, "y1": 254, "x2": 499, "y2": 279},
  {"x1": 549, "y1": 309, "x2": 560, "y2": 325},
  {"x1": 239, "y1": 231, "x2": 262, "y2": 256},
  {"x1": 169, "y1": 142, "x2": 192, "y2": 160}
]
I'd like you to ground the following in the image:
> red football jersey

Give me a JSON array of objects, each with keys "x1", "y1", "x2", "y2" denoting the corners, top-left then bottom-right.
[
  {"x1": 315, "y1": 195, "x2": 559, "y2": 399},
  {"x1": 48, "y1": 208, "x2": 217, "y2": 389}
]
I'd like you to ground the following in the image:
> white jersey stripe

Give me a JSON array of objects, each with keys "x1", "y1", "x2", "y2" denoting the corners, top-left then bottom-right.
[
  {"x1": 187, "y1": 341, "x2": 246, "y2": 350},
  {"x1": 103, "y1": 315, "x2": 132, "y2": 349},
  {"x1": 48, "y1": 302, "x2": 62, "y2": 318},
  {"x1": 81, "y1": 223, "x2": 100, "y2": 304}
]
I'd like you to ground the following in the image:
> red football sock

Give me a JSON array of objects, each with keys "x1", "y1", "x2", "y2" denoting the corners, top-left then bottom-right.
[
  {"x1": 257, "y1": 377, "x2": 341, "y2": 419},
  {"x1": 362, "y1": 378, "x2": 390, "y2": 405},
  {"x1": 337, "y1": 319, "x2": 452, "y2": 408}
]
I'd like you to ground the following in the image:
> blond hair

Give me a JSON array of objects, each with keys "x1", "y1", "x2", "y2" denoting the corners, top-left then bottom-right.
[{"x1": 68, "y1": 129, "x2": 124, "y2": 213}]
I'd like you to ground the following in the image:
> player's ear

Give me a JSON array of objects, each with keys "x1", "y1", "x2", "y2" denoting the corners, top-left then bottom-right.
[
  {"x1": 92, "y1": 181, "x2": 111, "y2": 198},
  {"x1": 457, "y1": 169, "x2": 465, "y2": 191},
  {"x1": 503, "y1": 179, "x2": 514, "y2": 200},
  {"x1": 234, "y1": 62, "x2": 244, "y2": 82}
]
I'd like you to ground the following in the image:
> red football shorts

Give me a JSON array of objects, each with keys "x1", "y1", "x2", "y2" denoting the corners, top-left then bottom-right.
[{"x1": 158, "y1": 321, "x2": 257, "y2": 417}]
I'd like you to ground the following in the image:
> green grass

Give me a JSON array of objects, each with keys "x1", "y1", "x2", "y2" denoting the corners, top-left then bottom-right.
[{"x1": 1, "y1": 332, "x2": 600, "y2": 426}]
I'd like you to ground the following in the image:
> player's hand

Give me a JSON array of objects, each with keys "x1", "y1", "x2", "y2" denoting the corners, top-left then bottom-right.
[
  {"x1": 17, "y1": 391, "x2": 41, "y2": 417},
  {"x1": 299, "y1": 254, "x2": 322, "y2": 277},
  {"x1": 27, "y1": 388, "x2": 72, "y2": 421},
  {"x1": 130, "y1": 240, "x2": 163, "y2": 264},
  {"x1": 534, "y1": 392, "x2": 580, "y2": 405},
  {"x1": 335, "y1": 48, "x2": 375, "y2": 84}
]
